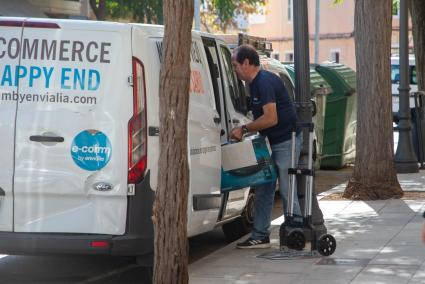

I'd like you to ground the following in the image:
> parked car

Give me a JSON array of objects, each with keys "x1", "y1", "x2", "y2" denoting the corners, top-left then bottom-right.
[{"x1": 391, "y1": 55, "x2": 417, "y2": 114}]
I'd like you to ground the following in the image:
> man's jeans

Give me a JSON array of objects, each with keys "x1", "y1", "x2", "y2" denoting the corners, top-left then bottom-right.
[{"x1": 251, "y1": 134, "x2": 302, "y2": 240}]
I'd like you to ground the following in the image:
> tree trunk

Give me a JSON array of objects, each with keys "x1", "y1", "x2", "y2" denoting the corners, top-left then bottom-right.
[
  {"x1": 152, "y1": 0, "x2": 194, "y2": 283},
  {"x1": 343, "y1": 0, "x2": 403, "y2": 200},
  {"x1": 410, "y1": 0, "x2": 425, "y2": 91},
  {"x1": 89, "y1": 0, "x2": 107, "y2": 20}
]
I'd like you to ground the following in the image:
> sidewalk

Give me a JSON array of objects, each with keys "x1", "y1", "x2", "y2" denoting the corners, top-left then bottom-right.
[{"x1": 189, "y1": 170, "x2": 425, "y2": 284}]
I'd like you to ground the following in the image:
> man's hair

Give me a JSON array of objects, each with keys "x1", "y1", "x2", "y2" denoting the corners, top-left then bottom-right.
[{"x1": 234, "y1": 44, "x2": 260, "y2": 66}]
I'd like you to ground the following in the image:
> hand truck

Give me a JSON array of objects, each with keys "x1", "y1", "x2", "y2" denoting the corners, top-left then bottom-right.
[{"x1": 279, "y1": 122, "x2": 336, "y2": 256}]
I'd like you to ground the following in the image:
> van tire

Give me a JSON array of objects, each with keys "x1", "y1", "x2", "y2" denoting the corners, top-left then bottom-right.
[{"x1": 222, "y1": 192, "x2": 255, "y2": 241}]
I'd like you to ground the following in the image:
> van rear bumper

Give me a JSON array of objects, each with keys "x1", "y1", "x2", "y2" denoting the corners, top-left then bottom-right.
[
  {"x1": 0, "y1": 231, "x2": 153, "y2": 257},
  {"x1": 0, "y1": 232, "x2": 109, "y2": 255},
  {"x1": 0, "y1": 172, "x2": 154, "y2": 261}
]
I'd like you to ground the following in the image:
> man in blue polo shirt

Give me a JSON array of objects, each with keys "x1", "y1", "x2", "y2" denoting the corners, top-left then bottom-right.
[{"x1": 230, "y1": 44, "x2": 302, "y2": 249}]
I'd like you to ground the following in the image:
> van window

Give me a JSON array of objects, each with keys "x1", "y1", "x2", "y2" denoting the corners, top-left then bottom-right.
[
  {"x1": 220, "y1": 46, "x2": 248, "y2": 114},
  {"x1": 391, "y1": 64, "x2": 417, "y2": 85},
  {"x1": 204, "y1": 46, "x2": 221, "y2": 115}
]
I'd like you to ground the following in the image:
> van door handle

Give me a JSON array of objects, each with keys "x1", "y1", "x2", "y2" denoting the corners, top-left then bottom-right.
[
  {"x1": 213, "y1": 117, "x2": 221, "y2": 123},
  {"x1": 232, "y1": 119, "x2": 240, "y2": 124},
  {"x1": 30, "y1": 135, "x2": 64, "y2": 143}
]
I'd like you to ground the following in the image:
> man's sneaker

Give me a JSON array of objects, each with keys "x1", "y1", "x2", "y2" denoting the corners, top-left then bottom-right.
[{"x1": 236, "y1": 237, "x2": 271, "y2": 249}]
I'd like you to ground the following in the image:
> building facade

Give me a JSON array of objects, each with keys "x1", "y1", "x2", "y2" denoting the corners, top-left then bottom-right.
[{"x1": 247, "y1": 0, "x2": 411, "y2": 70}]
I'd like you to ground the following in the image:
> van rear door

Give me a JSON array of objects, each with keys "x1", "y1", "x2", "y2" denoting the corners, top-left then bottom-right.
[
  {"x1": 13, "y1": 19, "x2": 133, "y2": 234},
  {"x1": 0, "y1": 19, "x2": 23, "y2": 232}
]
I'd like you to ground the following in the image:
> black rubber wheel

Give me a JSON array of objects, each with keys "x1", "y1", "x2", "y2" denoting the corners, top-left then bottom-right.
[
  {"x1": 287, "y1": 230, "x2": 306, "y2": 251},
  {"x1": 222, "y1": 192, "x2": 255, "y2": 241},
  {"x1": 317, "y1": 234, "x2": 336, "y2": 256}
]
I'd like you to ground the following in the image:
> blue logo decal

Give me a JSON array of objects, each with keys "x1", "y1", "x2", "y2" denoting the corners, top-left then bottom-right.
[{"x1": 71, "y1": 130, "x2": 112, "y2": 171}]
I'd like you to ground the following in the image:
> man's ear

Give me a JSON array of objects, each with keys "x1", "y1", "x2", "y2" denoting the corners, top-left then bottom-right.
[{"x1": 243, "y1": 58, "x2": 250, "y2": 66}]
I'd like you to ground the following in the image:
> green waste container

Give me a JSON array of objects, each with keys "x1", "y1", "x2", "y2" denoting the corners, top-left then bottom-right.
[
  {"x1": 283, "y1": 64, "x2": 333, "y2": 168},
  {"x1": 315, "y1": 63, "x2": 357, "y2": 169}
]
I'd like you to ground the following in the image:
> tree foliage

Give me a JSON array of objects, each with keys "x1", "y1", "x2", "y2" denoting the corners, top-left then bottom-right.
[
  {"x1": 90, "y1": 0, "x2": 264, "y2": 32},
  {"x1": 107, "y1": 0, "x2": 163, "y2": 24},
  {"x1": 90, "y1": 0, "x2": 163, "y2": 23},
  {"x1": 201, "y1": 0, "x2": 265, "y2": 33}
]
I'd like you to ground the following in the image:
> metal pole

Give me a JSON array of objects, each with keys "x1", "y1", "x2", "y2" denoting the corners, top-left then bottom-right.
[
  {"x1": 293, "y1": 0, "x2": 325, "y2": 227},
  {"x1": 194, "y1": 0, "x2": 200, "y2": 31},
  {"x1": 294, "y1": 0, "x2": 312, "y2": 220},
  {"x1": 394, "y1": 0, "x2": 419, "y2": 173},
  {"x1": 314, "y1": 0, "x2": 320, "y2": 64}
]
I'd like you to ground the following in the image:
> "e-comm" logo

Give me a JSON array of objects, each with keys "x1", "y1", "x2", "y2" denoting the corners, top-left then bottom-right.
[{"x1": 71, "y1": 129, "x2": 112, "y2": 171}]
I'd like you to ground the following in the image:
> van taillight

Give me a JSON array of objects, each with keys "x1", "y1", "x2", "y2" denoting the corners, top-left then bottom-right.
[{"x1": 128, "y1": 57, "x2": 147, "y2": 184}]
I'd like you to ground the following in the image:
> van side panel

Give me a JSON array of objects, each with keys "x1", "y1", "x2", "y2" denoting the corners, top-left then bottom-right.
[
  {"x1": 0, "y1": 24, "x2": 22, "y2": 232},
  {"x1": 131, "y1": 28, "x2": 222, "y2": 237},
  {"x1": 13, "y1": 20, "x2": 133, "y2": 234},
  {"x1": 186, "y1": 37, "x2": 222, "y2": 236}
]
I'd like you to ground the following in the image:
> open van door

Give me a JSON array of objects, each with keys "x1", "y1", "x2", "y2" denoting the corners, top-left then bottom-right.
[
  {"x1": 13, "y1": 19, "x2": 132, "y2": 234},
  {"x1": 0, "y1": 19, "x2": 23, "y2": 232}
]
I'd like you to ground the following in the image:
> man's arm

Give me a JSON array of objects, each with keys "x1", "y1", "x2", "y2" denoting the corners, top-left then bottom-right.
[{"x1": 230, "y1": 102, "x2": 278, "y2": 140}]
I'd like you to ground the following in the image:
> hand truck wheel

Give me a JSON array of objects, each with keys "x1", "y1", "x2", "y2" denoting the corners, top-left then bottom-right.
[
  {"x1": 287, "y1": 230, "x2": 305, "y2": 251},
  {"x1": 317, "y1": 234, "x2": 336, "y2": 256}
]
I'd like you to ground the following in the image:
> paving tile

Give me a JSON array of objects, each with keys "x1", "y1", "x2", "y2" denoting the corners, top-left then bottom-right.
[
  {"x1": 380, "y1": 200, "x2": 425, "y2": 213},
  {"x1": 331, "y1": 240, "x2": 384, "y2": 259},
  {"x1": 370, "y1": 245, "x2": 425, "y2": 266},
  {"x1": 190, "y1": 174, "x2": 425, "y2": 284},
  {"x1": 235, "y1": 272, "x2": 299, "y2": 284},
  {"x1": 295, "y1": 280, "x2": 351, "y2": 284},
  {"x1": 351, "y1": 264, "x2": 418, "y2": 284},
  {"x1": 318, "y1": 201, "x2": 352, "y2": 216},
  {"x1": 409, "y1": 269, "x2": 425, "y2": 284},
  {"x1": 295, "y1": 265, "x2": 362, "y2": 281},
  {"x1": 345, "y1": 227, "x2": 403, "y2": 243},
  {"x1": 337, "y1": 201, "x2": 383, "y2": 215},
  {"x1": 190, "y1": 276, "x2": 236, "y2": 284},
  {"x1": 189, "y1": 264, "x2": 246, "y2": 280},
  {"x1": 389, "y1": 229, "x2": 423, "y2": 246}
]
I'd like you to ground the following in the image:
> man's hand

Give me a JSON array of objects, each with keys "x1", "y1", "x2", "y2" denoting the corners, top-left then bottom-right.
[{"x1": 230, "y1": 126, "x2": 243, "y2": 141}]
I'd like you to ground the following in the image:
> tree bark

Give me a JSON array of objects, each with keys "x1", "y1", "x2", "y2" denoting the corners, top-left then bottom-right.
[
  {"x1": 89, "y1": 0, "x2": 107, "y2": 20},
  {"x1": 152, "y1": 0, "x2": 194, "y2": 283},
  {"x1": 410, "y1": 0, "x2": 425, "y2": 91},
  {"x1": 343, "y1": 0, "x2": 403, "y2": 200}
]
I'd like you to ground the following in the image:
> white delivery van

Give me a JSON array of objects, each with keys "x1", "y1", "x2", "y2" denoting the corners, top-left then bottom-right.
[
  {"x1": 391, "y1": 55, "x2": 417, "y2": 113},
  {"x1": 0, "y1": 17, "x2": 253, "y2": 260}
]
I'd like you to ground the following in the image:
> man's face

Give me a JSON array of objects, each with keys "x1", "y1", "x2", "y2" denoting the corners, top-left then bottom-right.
[{"x1": 231, "y1": 54, "x2": 249, "y2": 81}]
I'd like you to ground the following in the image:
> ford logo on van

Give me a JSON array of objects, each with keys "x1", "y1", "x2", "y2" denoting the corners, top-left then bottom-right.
[{"x1": 93, "y1": 182, "x2": 113, "y2": 192}]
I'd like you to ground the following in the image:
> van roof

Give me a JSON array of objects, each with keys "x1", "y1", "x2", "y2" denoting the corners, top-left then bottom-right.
[
  {"x1": 1, "y1": 16, "x2": 131, "y2": 32},
  {"x1": 1, "y1": 17, "x2": 223, "y2": 41}
]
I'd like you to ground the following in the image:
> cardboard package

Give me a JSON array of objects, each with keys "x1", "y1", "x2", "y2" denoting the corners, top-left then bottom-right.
[{"x1": 221, "y1": 136, "x2": 277, "y2": 192}]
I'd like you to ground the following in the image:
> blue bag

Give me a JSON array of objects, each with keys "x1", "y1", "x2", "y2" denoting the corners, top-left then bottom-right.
[{"x1": 221, "y1": 136, "x2": 277, "y2": 192}]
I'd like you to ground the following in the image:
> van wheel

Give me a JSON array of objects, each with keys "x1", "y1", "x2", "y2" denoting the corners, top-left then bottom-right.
[{"x1": 222, "y1": 192, "x2": 255, "y2": 241}]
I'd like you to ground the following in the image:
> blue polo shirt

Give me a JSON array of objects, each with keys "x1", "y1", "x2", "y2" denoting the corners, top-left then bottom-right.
[{"x1": 249, "y1": 70, "x2": 298, "y2": 145}]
